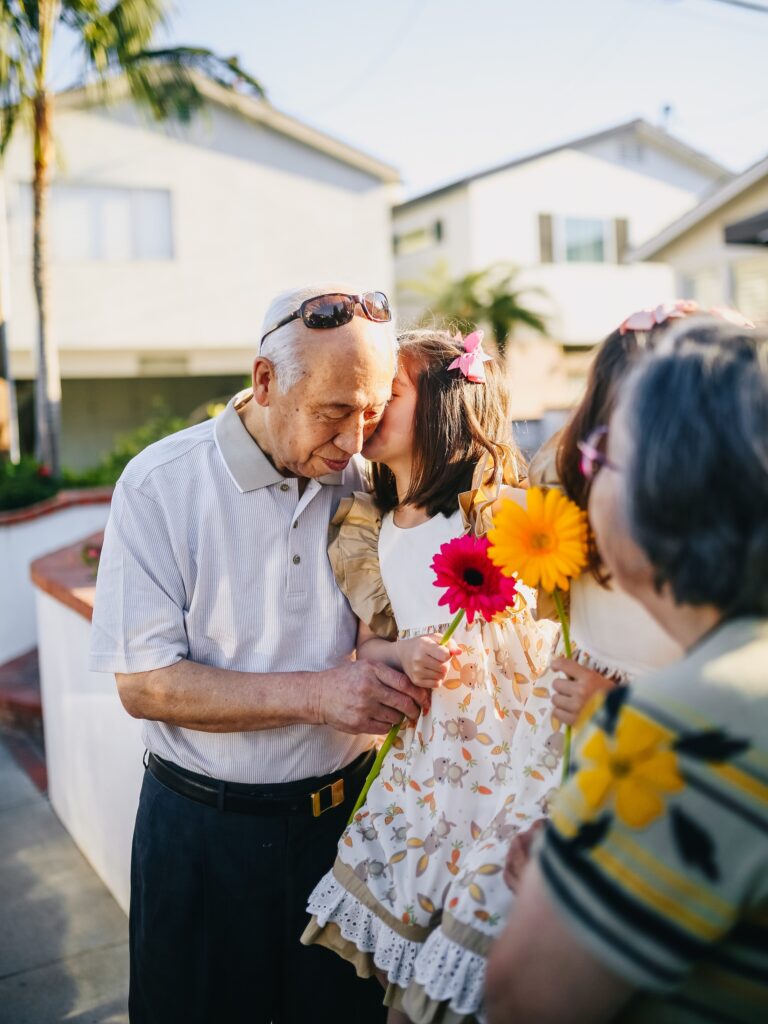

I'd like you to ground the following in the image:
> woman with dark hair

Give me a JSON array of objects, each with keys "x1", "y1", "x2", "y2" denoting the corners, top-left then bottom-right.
[
  {"x1": 302, "y1": 328, "x2": 560, "y2": 1023},
  {"x1": 486, "y1": 320, "x2": 768, "y2": 1023},
  {"x1": 528, "y1": 305, "x2": 696, "y2": 725}
]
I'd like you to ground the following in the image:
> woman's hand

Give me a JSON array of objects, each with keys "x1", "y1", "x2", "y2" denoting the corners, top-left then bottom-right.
[
  {"x1": 551, "y1": 657, "x2": 617, "y2": 726},
  {"x1": 395, "y1": 634, "x2": 457, "y2": 688}
]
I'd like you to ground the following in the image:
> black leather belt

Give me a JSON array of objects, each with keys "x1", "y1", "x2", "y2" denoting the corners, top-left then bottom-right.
[{"x1": 145, "y1": 748, "x2": 374, "y2": 817}]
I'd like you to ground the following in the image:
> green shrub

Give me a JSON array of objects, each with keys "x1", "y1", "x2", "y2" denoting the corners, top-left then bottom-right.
[
  {"x1": 0, "y1": 458, "x2": 60, "y2": 512},
  {"x1": 63, "y1": 408, "x2": 190, "y2": 487}
]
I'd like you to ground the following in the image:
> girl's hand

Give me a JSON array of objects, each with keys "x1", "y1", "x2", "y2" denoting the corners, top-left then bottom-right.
[
  {"x1": 551, "y1": 657, "x2": 617, "y2": 726},
  {"x1": 395, "y1": 634, "x2": 456, "y2": 688},
  {"x1": 504, "y1": 820, "x2": 544, "y2": 892}
]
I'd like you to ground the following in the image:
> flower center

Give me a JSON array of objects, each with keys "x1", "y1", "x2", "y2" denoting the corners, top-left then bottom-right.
[
  {"x1": 530, "y1": 531, "x2": 555, "y2": 553},
  {"x1": 462, "y1": 567, "x2": 485, "y2": 587},
  {"x1": 610, "y1": 758, "x2": 632, "y2": 779}
]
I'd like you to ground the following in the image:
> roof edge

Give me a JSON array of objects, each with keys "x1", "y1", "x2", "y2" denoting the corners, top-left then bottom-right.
[
  {"x1": 632, "y1": 151, "x2": 768, "y2": 261},
  {"x1": 56, "y1": 74, "x2": 401, "y2": 184},
  {"x1": 395, "y1": 117, "x2": 730, "y2": 213}
]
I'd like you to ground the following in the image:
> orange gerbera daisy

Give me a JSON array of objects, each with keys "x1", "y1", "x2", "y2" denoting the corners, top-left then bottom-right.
[{"x1": 487, "y1": 487, "x2": 588, "y2": 593}]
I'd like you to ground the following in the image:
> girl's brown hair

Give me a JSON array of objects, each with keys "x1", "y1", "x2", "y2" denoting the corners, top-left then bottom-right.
[
  {"x1": 557, "y1": 323, "x2": 678, "y2": 580},
  {"x1": 372, "y1": 329, "x2": 524, "y2": 518}
]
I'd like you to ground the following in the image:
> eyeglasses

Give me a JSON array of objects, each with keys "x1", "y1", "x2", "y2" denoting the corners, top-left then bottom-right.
[
  {"x1": 260, "y1": 291, "x2": 391, "y2": 347},
  {"x1": 577, "y1": 427, "x2": 621, "y2": 480}
]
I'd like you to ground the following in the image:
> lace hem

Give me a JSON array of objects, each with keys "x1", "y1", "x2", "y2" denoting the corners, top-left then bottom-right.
[
  {"x1": 306, "y1": 871, "x2": 423, "y2": 988},
  {"x1": 404, "y1": 928, "x2": 488, "y2": 1024}
]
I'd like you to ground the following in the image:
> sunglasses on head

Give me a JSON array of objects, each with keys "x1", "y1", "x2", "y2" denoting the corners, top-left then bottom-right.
[
  {"x1": 260, "y1": 291, "x2": 391, "y2": 347},
  {"x1": 577, "y1": 426, "x2": 621, "y2": 480}
]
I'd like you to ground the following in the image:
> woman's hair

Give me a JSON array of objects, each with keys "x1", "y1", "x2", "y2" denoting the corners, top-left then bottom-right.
[
  {"x1": 557, "y1": 322, "x2": 673, "y2": 580},
  {"x1": 622, "y1": 319, "x2": 768, "y2": 616},
  {"x1": 557, "y1": 323, "x2": 671, "y2": 512},
  {"x1": 371, "y1": 329, "x2": 522, "y2": 518}
]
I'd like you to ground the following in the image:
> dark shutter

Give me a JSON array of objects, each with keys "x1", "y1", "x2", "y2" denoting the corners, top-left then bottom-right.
[
  {"x1": 538, "y1": 214, "x2": 553, "y2": 263},
  {"x1": 615, "y1": 218, "x2": 630, "y2": 264}
]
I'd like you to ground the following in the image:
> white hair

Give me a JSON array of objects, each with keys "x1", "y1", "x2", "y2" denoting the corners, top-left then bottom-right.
[{"x1": 259, "y1": 282, "x2": 398, "y2": 392}]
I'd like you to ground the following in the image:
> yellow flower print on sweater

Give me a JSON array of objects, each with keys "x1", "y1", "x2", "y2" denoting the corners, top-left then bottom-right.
[{"x1": 577, "y1": 705, "x2": 684, "y2": 828}]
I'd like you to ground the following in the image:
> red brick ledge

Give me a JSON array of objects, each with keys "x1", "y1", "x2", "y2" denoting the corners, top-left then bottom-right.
[
  {"x1": 0, "y1": 487, "x2": 113, "y2": 527},
  {"x1": 30, "y1": 531, "x2": 102, "y2": 623}
]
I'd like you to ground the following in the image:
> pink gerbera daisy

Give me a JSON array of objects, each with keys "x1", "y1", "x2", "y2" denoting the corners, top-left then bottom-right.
[{"x1": 431, "y1": 534, "x2": 518, "y2": 625}]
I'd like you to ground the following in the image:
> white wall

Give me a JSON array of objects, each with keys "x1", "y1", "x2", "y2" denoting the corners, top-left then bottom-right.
[
  {"x1": 36, "y1": 590, "x2": 143, "y2": 913},
  {"x1": 467, "y1": 148, "x2": 702, "y2": 262},
  {"x1": 516, "y1": 262, "x2": 675, "y2": 346},
  {"x1": 5, "y1": 101, "x2": 395, "y2": 380},
  {"x1": 393, "y1": 187, "x2": 472, "y2": 324},
  {"x1": 0, "y1": 500, "x2": 110, "y2": 664}
]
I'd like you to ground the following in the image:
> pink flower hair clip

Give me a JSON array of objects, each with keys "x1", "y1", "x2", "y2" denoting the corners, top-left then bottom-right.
[
  {"x1": 708, "y1": 306, "x2": 755, "y2": 329},
  {"x1": 448, "y1": 329, "x2": 493, "y2": 383},
  {"x1": 619, "y1": 300, "x2": 699, "y2": 335},
  {"x1": 618, "y1": 300, "x2": 754, "y2": 336}
]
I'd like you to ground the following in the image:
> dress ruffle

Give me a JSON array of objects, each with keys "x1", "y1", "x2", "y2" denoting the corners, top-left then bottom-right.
[
  {"x1": 303, "y1": 868, "x2": 423, "y2": 987},
  {"x1": 328, "y1": 492, "x2": 397, "y2": 640},
  {"x1": 404, "y1": 925, "x2": 488, "y2": 1024}
]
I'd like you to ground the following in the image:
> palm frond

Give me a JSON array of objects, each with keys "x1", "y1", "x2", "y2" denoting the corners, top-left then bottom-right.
[
  {"x1": 0, "y1": 2, "x2": 33, "y2": 154},
  {"x1": 62, "y1": 1, "x2": 265, "y2": 118},
  {"x1": 405, "y1": 261, "x2": 549, "y2": 354}
]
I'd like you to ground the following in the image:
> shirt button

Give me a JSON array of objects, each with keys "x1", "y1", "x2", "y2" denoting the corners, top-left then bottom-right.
[
  {"x1": 280, "y1": 483, "x2": 290, "y2": 492},
  {"x1": 292, "y1": 521, "x2": 298, "y2": 529},
  {"x1": 292, "y1": 554, "x2": 301, "y2": 565}
]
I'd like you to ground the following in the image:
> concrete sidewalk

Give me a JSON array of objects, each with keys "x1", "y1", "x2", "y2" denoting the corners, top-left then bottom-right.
[{"x1": 0, "y1": 732, "x2": 129, "y2": 1023}]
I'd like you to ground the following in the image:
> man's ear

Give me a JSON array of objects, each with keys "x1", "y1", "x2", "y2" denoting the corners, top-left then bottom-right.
[{"x1": 252, "y1": 357, "x2": 276, "y2": 407}]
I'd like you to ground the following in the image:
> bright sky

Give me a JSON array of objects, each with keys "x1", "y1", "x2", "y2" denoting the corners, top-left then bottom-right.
[{"x1": 52, "y1": 0, "x2": 768, "y2": 197}]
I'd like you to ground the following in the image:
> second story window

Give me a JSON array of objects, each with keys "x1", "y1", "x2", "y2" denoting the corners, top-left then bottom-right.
[
  {"x1": 561, "y1": 217, "x2": 609, "y2": 262},
  {"x1": 539, "y1": 214, "x2": 628, "y2": 264},
  {"x1": 17, "y1": 184, "x2": 174, "y2": 262},
  {"x1": 393, "y1": 220, "x2": 443, "y2": 256}
]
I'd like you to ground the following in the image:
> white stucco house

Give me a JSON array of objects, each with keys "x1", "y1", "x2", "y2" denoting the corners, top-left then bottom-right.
[
  {"x1": 1, "y1": 75, "x2": 399, "y2": 469},
  {"x1": 393, "y1": 119, "x2": 730, "y2": 352},
  {"x1": 633, "y1": 153, "x2": 768, "y2": 325}
]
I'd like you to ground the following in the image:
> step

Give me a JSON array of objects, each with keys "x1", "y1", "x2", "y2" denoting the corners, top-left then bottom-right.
[{"x1": 0, "y1": 648, "x2": 47, "y2": 791}]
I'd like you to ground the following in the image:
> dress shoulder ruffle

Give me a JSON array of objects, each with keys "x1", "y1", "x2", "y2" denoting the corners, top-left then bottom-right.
[{"x1": 329, "y1": 491, "x2": 397, "y2": 641}]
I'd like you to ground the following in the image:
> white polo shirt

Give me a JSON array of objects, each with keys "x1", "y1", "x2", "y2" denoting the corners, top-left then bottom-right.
[{"x1": 90, "y1": 392, "x2": 372, "y2": 784}]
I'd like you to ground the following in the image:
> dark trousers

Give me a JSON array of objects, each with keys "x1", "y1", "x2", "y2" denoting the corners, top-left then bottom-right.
[{"x1": 129, "y1": 761, "x2": 387, "y2": 1024}]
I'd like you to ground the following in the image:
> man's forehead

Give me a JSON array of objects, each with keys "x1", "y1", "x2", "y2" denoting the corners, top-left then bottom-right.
[{"x1": 315, "y1": 386, "x2": 391, "y2": 411}]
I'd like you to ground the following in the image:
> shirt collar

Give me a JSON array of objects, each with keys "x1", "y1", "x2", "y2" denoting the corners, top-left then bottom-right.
[{"x1": 214, "y1": 390, "x2": 343, "y2": 492}]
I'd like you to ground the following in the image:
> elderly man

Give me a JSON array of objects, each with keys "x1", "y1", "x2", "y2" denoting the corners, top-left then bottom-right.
[{"x1": 91, "y1": 285, "x2": 426, "y2": 1024}]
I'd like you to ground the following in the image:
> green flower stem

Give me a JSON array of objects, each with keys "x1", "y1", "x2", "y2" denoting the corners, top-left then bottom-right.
[
  {"x1": 438, "y1": 608, "x2": 466, "y2": 648},
  {"x1": 347, "y1": 608, "x2": 465, "y2": 825},
  {"x1": 552, "y1": 589, "x2": 573, "y2": 785}
]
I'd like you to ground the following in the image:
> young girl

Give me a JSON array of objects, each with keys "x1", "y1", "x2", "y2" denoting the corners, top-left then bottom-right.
[
  {"x1": 301, "y1": 329, "x2": 559, "y2": 1018},
  {"x1": 401, "y1": 304, "x2": 735, "y2": 1023}
]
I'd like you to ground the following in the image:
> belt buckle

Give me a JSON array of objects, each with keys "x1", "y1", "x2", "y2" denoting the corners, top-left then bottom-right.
[{"x1": 311, "y1": 778, "x2": 345, "y2": 817}]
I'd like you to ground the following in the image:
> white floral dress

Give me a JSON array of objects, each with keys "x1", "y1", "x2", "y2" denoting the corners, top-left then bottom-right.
[{"x1": 302, "y1": 493, "x2": 560, "y2": 1020}]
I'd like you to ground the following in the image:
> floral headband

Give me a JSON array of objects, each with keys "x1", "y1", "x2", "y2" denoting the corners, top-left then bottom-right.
[
  {"x1": 619, "y1": 300, "x2": 754, "y2": 335},
  {"x1": 448, "y1": 330, "x2": 493, "y2": 383}
]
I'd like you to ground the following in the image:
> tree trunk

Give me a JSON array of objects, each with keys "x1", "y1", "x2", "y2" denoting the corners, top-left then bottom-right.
[
  {"x1": 0, "y1": 167, "x2": 20, "y2": 462},
  {"x1": 32, "y1": 88, "x2": 61, "y2": 476}
]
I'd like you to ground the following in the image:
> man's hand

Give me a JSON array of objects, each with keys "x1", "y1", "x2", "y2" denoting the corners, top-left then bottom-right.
[
  {"x1": 504, "y1": 819, "x2": 545, "y2": 892},
  {"x1": 395, "y1": 634, "x2": 458, "y2": 688},
  {"x1": 316, "y1": 660, "x2": 429, "y2": 735},
  {"x1": 551, "y1": 657, "x2": 617, "y2": 726}
]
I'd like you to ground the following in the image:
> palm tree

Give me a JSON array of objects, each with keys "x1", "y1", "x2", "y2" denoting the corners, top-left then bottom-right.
[
  {"x1": 403, "y1": 262, "x2": 547, "y2": 360},
  {"x1": 0, "y1": 1, "x2": 264, "y2": 475}
]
